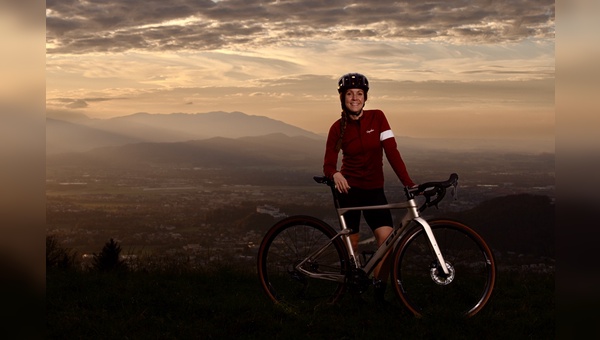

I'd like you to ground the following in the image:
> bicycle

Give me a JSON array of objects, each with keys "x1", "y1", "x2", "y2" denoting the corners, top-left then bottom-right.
[{"x1": 256, "y1": 173, "x2": 496, "y2": 317}]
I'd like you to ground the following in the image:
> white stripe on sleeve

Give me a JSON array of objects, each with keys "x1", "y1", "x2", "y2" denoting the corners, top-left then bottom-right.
[{"x1": 380, "y1": 129, "x2": 394, "y2": 141}]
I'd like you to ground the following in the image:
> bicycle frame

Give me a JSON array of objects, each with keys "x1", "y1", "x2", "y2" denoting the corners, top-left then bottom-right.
[{"x1": 294, "y1": 197, "x2": 450, "y2": 283}]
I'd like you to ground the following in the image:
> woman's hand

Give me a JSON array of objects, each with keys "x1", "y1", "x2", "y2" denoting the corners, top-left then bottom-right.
[
  {"x1": 333, "y1": 172, "x2": 350, "y2": 194},
  {"x1": 407, "y1": 184, "x2": 422, "y2": 196}
]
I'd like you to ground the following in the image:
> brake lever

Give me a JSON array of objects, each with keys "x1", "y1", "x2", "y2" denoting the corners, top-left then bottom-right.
[
  {"x1": 432, "y1": 186, "x2": 446, "y2": 209},
  {"x1": 451, "y1": 181, "x2": 458, "y2": 200}
]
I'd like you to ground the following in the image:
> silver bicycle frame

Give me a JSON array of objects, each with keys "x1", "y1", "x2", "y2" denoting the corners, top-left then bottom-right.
[{"x1": 295, "y1": 197, "x2": 450, "y2": 281}]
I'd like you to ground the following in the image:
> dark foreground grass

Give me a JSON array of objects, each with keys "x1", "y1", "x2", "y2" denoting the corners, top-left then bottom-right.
[{"x1": 47, "y1": 266, "x2": 554, "y2": 339}]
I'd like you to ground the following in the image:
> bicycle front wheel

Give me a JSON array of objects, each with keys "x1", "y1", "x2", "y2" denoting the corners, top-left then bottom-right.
[
  {"x1": 257, "y1": 215, "x2": 349, "y2": 312},
  {"x1": 391, "y1": 219, "x2": 496, "y2": 318}
]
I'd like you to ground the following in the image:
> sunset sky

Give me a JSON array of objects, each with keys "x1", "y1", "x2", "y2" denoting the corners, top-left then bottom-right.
[{"x1": 46, "y1": 0, "x2": 555, "y2": 149}]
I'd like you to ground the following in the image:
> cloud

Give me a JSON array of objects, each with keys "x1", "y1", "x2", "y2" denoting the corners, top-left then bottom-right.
[
  {"x1": 49, "y1": 97, "x2": 124, "y2": 110},
  {"x1": 65, "y1": 98, "x2": 88, "y2": 109},
  {"x1": 46, "y1": 0, "x2": 555, "y2": 54},
  {"x1": 44, "y1": 0, "x2": 555, "y2": 145}
]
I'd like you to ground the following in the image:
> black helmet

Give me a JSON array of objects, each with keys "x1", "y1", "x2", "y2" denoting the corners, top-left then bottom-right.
[{"x1": 337, "y1": 73, "x2": 369, "y2": 95}]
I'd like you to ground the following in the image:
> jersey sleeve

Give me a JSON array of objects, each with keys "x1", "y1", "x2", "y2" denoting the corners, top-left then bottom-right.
[{"x1": 378, "y1": 111, "x2": 416, "y2": 187}]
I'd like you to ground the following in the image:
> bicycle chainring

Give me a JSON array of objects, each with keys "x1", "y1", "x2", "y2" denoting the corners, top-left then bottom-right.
[{"x1": 347, "y1": 268, "x2": 370, "y2": 294}]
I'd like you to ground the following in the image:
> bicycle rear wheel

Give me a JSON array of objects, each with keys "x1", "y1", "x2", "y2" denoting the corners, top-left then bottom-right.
[
  {"x1": 257, "y1": 215, "x2": 349, "y2": 312},
  {"x1": 391, "y1": 219, "x2": 496, "y2": 318}
]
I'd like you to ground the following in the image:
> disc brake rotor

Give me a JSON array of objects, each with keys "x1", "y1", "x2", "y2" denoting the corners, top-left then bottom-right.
[{"x1": 430, "y1": 261, "x2": 455, "y2": 285}]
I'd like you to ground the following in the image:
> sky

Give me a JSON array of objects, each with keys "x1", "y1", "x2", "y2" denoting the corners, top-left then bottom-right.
[{"x1": 45, "y1": 0, "x2": 555, "y2": 150}]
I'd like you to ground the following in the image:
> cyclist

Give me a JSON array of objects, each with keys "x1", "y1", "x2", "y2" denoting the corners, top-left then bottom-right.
[{"x1": 323, "y1": 72, "x2": 417, "y2": 304}]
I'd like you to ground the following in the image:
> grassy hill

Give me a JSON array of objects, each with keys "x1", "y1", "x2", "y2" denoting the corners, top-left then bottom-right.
[
  {"x1": 45, "y1": 191, "x2": 557, "y2": 338},
  {"x1": 47, "y1": 264, "x2": 554, "y2": 339}
]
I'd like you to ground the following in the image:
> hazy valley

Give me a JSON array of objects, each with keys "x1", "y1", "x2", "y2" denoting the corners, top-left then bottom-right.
[{"x1": 46, "y1": 111, "x2": 555, "y2": 270}]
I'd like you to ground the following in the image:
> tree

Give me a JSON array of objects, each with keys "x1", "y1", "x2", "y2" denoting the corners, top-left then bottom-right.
[
  {"x1": 46, "y1": 234, "x2": 77, "y2": 269},
  {"x1": 93, "y1": 238, "x2": 126, "y2": 271}
]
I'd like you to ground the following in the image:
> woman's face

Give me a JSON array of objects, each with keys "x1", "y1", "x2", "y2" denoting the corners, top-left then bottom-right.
[{"x1": 344, "y1": 88, "x2": 365, "y2": 114}]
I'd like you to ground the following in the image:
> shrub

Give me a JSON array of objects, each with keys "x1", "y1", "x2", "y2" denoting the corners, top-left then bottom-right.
[
  {"x1": 92, "y1": 238, "x2": 127, "y2": 272},
  {"x1": 46, "y1": 234, "x2": 77, "y2": 269}
]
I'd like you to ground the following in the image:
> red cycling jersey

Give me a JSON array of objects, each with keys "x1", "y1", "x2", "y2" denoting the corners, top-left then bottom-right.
[{"x1": 323, "y1": 109, "x2": 415, "y2": 189}]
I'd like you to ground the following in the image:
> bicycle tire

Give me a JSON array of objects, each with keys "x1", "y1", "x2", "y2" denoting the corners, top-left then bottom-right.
[
  {"x1": 257, "y1": 215, "x2": 349, "y2": 312},
  {"x1": 391, "y1": 219, "x2": 496, "y2": 318}
]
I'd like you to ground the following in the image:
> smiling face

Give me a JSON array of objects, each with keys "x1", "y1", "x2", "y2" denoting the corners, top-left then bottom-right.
[{"x1": 343, "y1": 88, "x2": 366, "y2": 114}]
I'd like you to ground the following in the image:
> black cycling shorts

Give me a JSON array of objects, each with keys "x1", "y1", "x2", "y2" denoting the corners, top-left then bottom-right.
[{"x1": 338, "y1": 187, "x2": 393, "y2": 234}]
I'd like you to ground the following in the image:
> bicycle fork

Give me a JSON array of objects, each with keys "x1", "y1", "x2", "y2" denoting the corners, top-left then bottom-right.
[{"x1": 414, "y1": 217, "x2": 450, "y2": 276}]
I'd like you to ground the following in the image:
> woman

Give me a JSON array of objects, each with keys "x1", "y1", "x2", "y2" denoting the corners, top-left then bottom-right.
[{"x1": 323, "y1": 72, "x2": 417, "y2": 303}]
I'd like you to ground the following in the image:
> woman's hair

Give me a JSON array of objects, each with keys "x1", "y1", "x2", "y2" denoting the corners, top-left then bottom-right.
[{"x1": 335, "y1": 111, "x2": 348, "y2": 152}]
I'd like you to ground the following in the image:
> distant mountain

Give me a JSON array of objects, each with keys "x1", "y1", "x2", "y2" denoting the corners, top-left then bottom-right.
[
  {"x1": 46, "y1": 133, "x2": 325, "y2": 170},
  {"x1": 46, "y1": 111, "x2": 324, "y2": 155},
  {"x1": 46, "y1": 118, "x2": 144, "y2": 154}
]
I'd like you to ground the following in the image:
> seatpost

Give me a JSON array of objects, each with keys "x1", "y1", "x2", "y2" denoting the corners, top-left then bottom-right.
[
  {"x1": 322, "y1": 176, "x2": 359, "y2": 267},
  {"x1": 337, "y1": 213, "x2": 360, "y2": 267},
  {"x1": 330, "y1": 184, "x2": 341, "y2": 210}
]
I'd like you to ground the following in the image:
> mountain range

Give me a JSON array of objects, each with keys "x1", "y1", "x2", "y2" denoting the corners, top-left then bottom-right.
[
  {"x1": 46, "y1": 111, "x2": 323, "y2": 155},
  {"x1": 47, "y1": 110, "x2": 554, "y2": 157}
]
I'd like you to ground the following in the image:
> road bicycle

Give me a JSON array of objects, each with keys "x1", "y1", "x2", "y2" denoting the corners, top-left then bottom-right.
[{"x1": 257, "y1": 173, "x2": 495, "y2": 317}]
